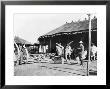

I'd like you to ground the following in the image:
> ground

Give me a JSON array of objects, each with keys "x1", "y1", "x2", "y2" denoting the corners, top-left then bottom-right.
[{"x1": 14, "y1": 60, "x2": 97, "y2": 76}]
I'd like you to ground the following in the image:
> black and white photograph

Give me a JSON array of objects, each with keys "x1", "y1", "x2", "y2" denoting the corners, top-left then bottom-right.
[
  {"x1": 13, "y1": 13, "x2": 97, "y2": 76},
  {"x1": 4, "y1": 4, "x2": 106, "y2": 85}
]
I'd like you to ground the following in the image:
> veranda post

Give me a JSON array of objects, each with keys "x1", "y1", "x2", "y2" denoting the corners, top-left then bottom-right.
[{"x1": 87, "y1": 14, "x2": 91, "y2": 76}]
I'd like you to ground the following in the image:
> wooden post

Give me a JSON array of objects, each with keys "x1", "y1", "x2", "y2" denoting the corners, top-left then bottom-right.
[
  {"x1": 87, "y1": 14, "x2": 91, "y2": 76},
  {"x1": 50, "y1": 38, "x2": 51, "y2": 52}
]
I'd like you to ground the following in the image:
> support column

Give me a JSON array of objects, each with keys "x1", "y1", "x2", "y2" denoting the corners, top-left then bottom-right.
[
  {"x1": 50, "y1": 38, "x2": 51, "y2": 53},
  {"x1": 87, "y1": 14, "x2": 91, "y2": 76}
]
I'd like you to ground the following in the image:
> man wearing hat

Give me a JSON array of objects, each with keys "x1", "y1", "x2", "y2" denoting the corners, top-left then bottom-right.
[
  {"x1": 79, "y1": 41, "x2": 84, "y2": 52},
  {"x1": 79, "y1": 41, "x2": 84, "y2": 65}
]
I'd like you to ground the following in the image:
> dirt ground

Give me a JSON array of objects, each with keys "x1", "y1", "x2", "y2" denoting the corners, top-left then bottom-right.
[{"x1": 14, "y1": 60, "x2": 97, "y2": 76}]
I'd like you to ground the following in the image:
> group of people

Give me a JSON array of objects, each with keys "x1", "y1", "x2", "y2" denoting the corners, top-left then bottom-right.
[
  {"x1": 14, "y1": 42, "x2": 29, "y2": 66},
  {"x1": 14, "y1": 40, "x2": 97, "y2": 66},
  {"x1": 56, "y1": 40, "x2": 97, "y2": 65}
]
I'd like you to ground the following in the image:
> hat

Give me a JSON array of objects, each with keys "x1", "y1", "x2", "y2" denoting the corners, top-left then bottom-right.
[{"x1": 79, "y1": 41, "x2": 83, "y2": 44}]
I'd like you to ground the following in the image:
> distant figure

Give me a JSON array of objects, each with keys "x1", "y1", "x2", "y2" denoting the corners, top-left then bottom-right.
[
  {"x1": 79, "y1": 41, "x2": 84, "y2": 52},
  {"x1": 91, "y1": 43, "x2": 97, "y2": 61},
  {"x1": 56, "y1": 43, "x2": 64, "y2": 64},
  {"x1": 65, "y1": 41, "x2": 74, "y2": 59},
  {"x1": 14, "y1": 41, "x2": 20, "y2": 65},
  {"x1": 19, "y1": 45, "x2": 24, "y2": 65},
  {"x1": 56, "y1": 43, "x2": 64, "y2": 56},
  {"x1": 14, "y1": 46, "x2": 17, "y2": 66},
  {"x1": 65, "y1": 44, "x2": 72, "y2": 61},
  {"x1": 39, "y1": 45, "x2": 42, "y2": 53},
  {"x1": 79, "y1": 41, "x2": 87, "y2": 65},
  {"x1": 23, "y1": 44, "x2": 29, "y2": 62}
]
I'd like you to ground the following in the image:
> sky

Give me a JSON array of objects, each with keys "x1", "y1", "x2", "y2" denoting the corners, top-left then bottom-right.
[{"x1": 14, "y1": 13, "x2": 96, "y2": 44}]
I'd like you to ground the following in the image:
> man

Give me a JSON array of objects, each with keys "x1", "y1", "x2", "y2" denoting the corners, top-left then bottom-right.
[
  {"x1": 19, "y1": 45, "x2": 23, "y2": 65},
  {"x1": 14, "y1": 47, "x2": 17, "y2": 66},
  {"x1": 56, "y1": 43, "x2": 64, "y2": 64},
  {"x1": 65, "y1": 44, "x2": 72, "y2": 61},
  {"x1": 91, "y1": 43, "x2": 97, "y2": 61},
  {"x1": 56, "y1": 43, "x2": 64, "y2": 55},
  {"x1": 23, "y1": 44, "x2": 30, "y2": 63},
  {"x1": 79, "y1": 41, "x2": 84, "y2": 52},
  {"x1": 79, "y1": 41, "x2": 85, "y2": 65}
]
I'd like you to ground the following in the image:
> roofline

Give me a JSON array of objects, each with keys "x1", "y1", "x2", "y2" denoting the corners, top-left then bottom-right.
[{"x1": 38, "y1": 28, "x2": 97, "y2": 39}]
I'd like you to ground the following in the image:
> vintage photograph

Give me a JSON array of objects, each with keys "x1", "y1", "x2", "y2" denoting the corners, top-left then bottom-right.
[{"x1": 13, "y1": 13, "x2": 97, "y2": 76}]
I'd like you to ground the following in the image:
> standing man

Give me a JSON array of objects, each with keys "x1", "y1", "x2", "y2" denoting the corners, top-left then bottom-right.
[
  {"x1": 79, "y1": 41, "x2": 84, "y2": 65},
  {"x1": 91, "y1": 43, "x2": 97, "y2": 61},
  {"x1": 23, "y1": 44, "x2": 29, "y2": 63},
  {"x1": 19, "y1": 45, "x2": 23, "y2": 65},
  {"x1": 65, "y1": 44, "x2": 72, "y2": 61},
  {"x1": 56, "y1": 43, "x2": 64, "y2": 64},
  {"x1": 79, "y1": 41, "x2": 84, "y2": 52}
]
